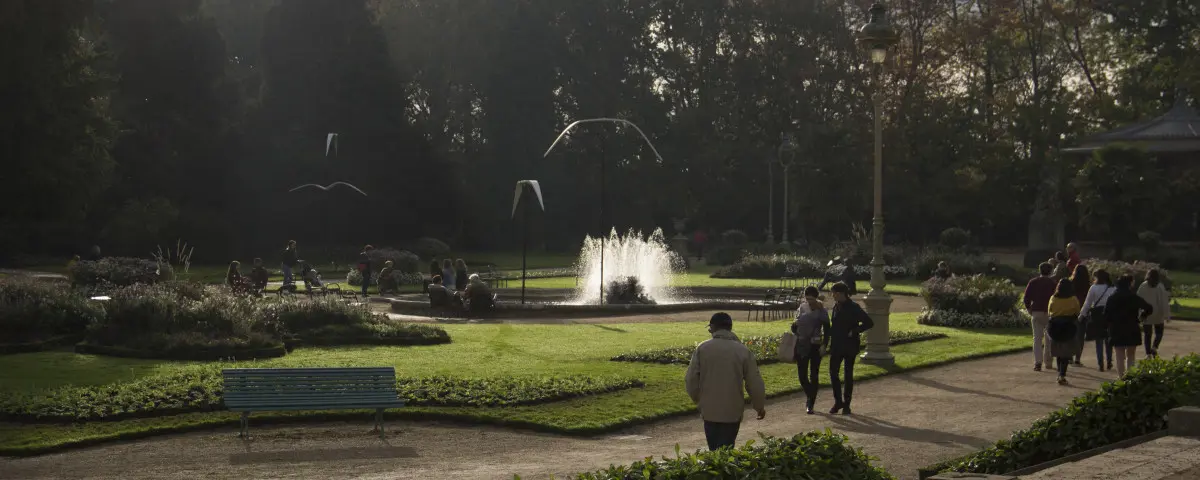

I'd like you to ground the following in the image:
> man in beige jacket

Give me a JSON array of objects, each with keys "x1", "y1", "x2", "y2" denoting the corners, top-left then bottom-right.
[{"x1": 685, "y1": 312, "x2": 767, "y2": 451}]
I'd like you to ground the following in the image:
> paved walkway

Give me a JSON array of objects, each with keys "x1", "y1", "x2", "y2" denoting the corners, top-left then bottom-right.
[
  {"x1": 1019, "y1": 436, "x2": 1200, "y2": 480},
  {"x1": 4, "y1": 322, "x2": 1199, "y2": 480}
]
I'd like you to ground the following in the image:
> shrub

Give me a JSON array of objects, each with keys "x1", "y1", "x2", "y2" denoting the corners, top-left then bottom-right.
[
  {"x1": 260, "y1": 296, "x2": 450, "y2": 345},
  {"x1": 710, "y1": 245, "x2": 747, "y2": 266},
  {"x1": 398, "y1": 375, "x2": 644, "y2": 407},
  {"x1": 937, "y1": 356, "x2": 1200, "y2": 476},
  {"x1": 85, "y1": 285, "x2": 280, "y2": 358},
  {"x1": 1083, "y1": 258, "x2": 1170, "y2": 288},
  {"x1": 711, "y1": 254, "x2": 824, "y2": 279},
  {"x1": 367, "y1": 248, "x2": 420, "y2": 274},
  {"x1": 612, "y1": 331, "x2": 946, "y2": 366},
  {"x1": 606, "y1": 276, "x2": 655, "y2": 305},
  {"x1": 917, "y1": 309, "x2": 1031, "y2": 329},
  {"x1": 346, "y1": 268, "x2": 424, "y2": 287},
  {"x1": 921, "y1": 275, "x2": 1020, "y2": 314},
  {"x1": 0, "y1": 369, "x2": 636, "y2": 421},
  {"x1": 721, "y1": 229, "x2": 749, "y2": 246},
  {"x1": 570, "y1": 432, "x2": 893, "y2": 480},
  {"x1": 907, "y1": 250, "x2": 995, "y2": 279},
  {"x1": 0, "y1": 278, "x2": 105, "y2": 344},
  {"x1": 1172, "y1": 284, "x2": 1199, "y2": 298},
  {"x1": 410, "y1": 237, "x2": 451, "y2": 259},
  {"x1": 70, "y1": 257, "x2": 170, "y2": 287},
  {"x1": 938, "y1": 227, "x2": 972, "y2": 250}
]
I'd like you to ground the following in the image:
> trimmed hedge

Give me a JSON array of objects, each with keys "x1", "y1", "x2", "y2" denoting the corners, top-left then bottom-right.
[
  {"x1": 1084, "y1": 258, "x2": 1171, "y2": 288},
  {"x1": 917, "y1": 309, "x2": 1032, "y2": 329},
  {"x1": 0, "y1": 277, "x2": 104, "y2": 345},
  {"x1": 921, "y1": 275, "x2": 1020, "y2": 314},
  {"x1": 934, "y1": 355, "x2": 1200, "y2": 476},
  {"x1": 0, "y1": 368, "x2": 643, "y2": 422},
  {"x1": 711, "y1": 254, "x2": 825, "y2": 279},
  {"x1": 612, "y1": 330, "x2": 947, "y2": 366},
  {"x1": 567, "y1": 431, "x2": 893, "y2": 480},
  {"x1": 69, "y1": 257, "x2": 170, "y2": 287}
]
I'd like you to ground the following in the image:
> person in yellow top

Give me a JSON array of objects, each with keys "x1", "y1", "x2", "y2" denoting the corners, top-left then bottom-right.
[{"x1": 1047, "y1": 278, "x2": 1082, "y2": 385}]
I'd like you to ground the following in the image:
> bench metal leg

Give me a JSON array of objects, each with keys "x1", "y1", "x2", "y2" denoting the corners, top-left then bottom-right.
[
  {"x1": 374, "y1": 408, "x2": 385, "y2": 439},
  {"x1": 239, "y1": 412, "x2": 249, "y2": 438}
]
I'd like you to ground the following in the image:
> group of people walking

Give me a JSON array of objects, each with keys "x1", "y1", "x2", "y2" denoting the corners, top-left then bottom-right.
[
  {"x1": 1024, "y1": 243, "x2": 1172, "y2": 385},
  {"x1": 684, "y1": 281, "x2": 873, "y2": 451}
]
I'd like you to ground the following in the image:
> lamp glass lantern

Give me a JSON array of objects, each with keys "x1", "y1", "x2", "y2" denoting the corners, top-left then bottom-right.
[{"x1": 856, "y1": 3, "x2": 899, "y2": 66}]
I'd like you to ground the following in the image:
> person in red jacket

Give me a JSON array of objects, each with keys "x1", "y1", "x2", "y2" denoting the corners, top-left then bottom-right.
[
  {"x1": 1024, "y1": 262, "x2": 1058, "y2": 371},
  {"x1": 693, "y1": 230, "x2": 709, "y2": 260},
  {"x1": 1066, "y1": 242, "x2": 1082, "y2": 274}
]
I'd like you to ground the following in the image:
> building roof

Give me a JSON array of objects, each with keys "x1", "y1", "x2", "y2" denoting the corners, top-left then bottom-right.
[{"x1": 1064, "y1": 96, "x2": 1200, "y2": 154}]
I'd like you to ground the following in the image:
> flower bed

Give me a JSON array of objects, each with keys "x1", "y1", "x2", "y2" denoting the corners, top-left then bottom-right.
[
  {"x1": 1084, "y1": 258, "x2": 1171, "y2": 287},
  {"x1": 611, "y1": 330, "x2": 946, "y2": 366},
  {"x1": 0, "y1": 368, "x2": 644, "y2": 422},
  {"x1": 0, "y1": 277, "x2": 104, "y2": 347},
  {"x1": 917, "y1": 309, "x2": 1031, "y2": 329},
  {"x1": 921, "y1": 275, "x2": 1020, "y2": 314},
  {"x1": 711, "y1": 254, "x2": 825, "y2": 279},
  {"x1": 69, "y1": 257, "x2": 171, "y2": 287},
  {"x1": 931, "y1": 355, "x2": 1200, "y2": 476},
  {"x1": 568, "y1": 432, "x2": 892, "y2": 480}
]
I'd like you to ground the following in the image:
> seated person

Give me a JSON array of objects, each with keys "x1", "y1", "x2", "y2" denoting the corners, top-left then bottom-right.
[
  {"x1": 932, "y1": 261, "x2": 952, "y2": 280},
  {"x1": 249, "y1": 258, "x2": 270, "y2": 290},
  {"x1": 464, "y1": 274, "x2": 495, "y2": 311},
  {"x1": 818, "y1": 257, "x2": 857, "y2": 295},
  {"x1": 301, "y1": 262, "x2": 323, "y2": 290},
  {"x1": 428, "y1": 275, "x2": 456, "y2": 308},
  {"x1": 378, "y1": 260, "x2": 397, "y2": 294},
  {"x1": 226, "y1": 260, "x2": 243, "y2": 287}
]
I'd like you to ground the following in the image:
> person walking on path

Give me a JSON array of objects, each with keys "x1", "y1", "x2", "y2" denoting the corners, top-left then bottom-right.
[
  {"x1": 792, "y1": 287, "x2": 830, "y2": 415},
  {"x1": 1052, "y1": 251, "x2": 1071, "y2": 280},
  {"x1": 1024, "y1": 262, "x2": 1057, "y2": 371},
  {"x1": 1069, "y1": 264, "x2": 1091, "y2": 365},
  {"x1": 1106, "y1": 274, "x2": 1155, "y2": 375},
  {"x1": 1066, "y1": 242, "x2": 1082, "y2": 274},
  {"x1": 281, "y1": 240, "x2": 299, "y2": 286},
  {"x1": 1137, "y1": 269, "x2": 1171, "y2": 358},
  {"x1": 693, "y1": 230, "x2": 708, "y2": 260},
  {"x1": 1047, "y1": 278, "x2": 1081, "y2": 385},
  {"x1": 827, "y1": 282, "x2": 873, "y2": 415},
  {"x1": 357, "y1": 245, "x2": 374, "y2": 297},
  {"x1": 1079, "y1": 269, "x2": 1116, "y2": 371},
  {"x1": 685, "y1": 312, "x2": 767, "y2": 451}
]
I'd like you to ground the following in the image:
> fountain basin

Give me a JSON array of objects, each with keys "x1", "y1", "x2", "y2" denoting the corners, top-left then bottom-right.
[{"x1": 385, "y1": 287, "x2": 799, "y2": 319}]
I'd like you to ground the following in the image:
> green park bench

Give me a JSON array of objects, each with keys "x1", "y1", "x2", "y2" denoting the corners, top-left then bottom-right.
[{"x1": 222, "y1": 367, "x2": 406, "y2": 439}]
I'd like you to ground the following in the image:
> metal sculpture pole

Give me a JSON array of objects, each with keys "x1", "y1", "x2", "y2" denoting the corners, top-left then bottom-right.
[
  {"x1": 543, "y1": 118, "x2": 664, "y2": 305},
  {"x1": 512, "y1": 180, "x2": 545, "y2": 305}
]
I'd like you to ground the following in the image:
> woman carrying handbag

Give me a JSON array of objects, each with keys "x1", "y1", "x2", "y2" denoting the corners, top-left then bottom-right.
[
  {"x1": 1079, "y1": 269, "x2": 1115, "y2": 371},
  {"x1": 791, "y1": 287, "x2": 830, "y2": 415}
]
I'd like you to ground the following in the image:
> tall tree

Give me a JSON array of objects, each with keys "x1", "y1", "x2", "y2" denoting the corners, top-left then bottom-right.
[{"x1": 0, "y1": 0, "x2": 118, "y2": 258}]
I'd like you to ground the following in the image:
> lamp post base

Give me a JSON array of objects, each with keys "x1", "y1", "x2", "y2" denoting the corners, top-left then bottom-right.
[{"x1": 860, "y1": 288, "x2": 894, "y2": 366}]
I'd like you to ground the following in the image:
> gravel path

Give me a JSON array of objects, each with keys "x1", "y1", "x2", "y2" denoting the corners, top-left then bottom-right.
[{"x1": 7, "y1": 322, "x2": 1198, "y2": 480}]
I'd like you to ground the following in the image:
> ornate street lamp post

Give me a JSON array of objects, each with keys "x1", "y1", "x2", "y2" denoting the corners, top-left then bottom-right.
[
  {"x1": 766, "y1": 157, "x2": 774, "y2": 244},
  {"x1": 857, "y1": 3, "x2": 899, "y2": 366},
  {"x1": 778, "y1": 132, "x2": 798, "y2": 244}
]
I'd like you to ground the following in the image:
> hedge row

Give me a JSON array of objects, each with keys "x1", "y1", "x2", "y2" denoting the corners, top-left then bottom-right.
[
  {"x1": 0, "y1": 368, "x2": 644, "y2": 422},
  {"x1": 611, "y1": 330, "x2": 947, "y2": 366},
  {"x1": 933, "y1": 355, "x2": 1200, "y2": 476},
  {"x1": 917, "y1": 309, "x2": 1032, "y2": 329}
]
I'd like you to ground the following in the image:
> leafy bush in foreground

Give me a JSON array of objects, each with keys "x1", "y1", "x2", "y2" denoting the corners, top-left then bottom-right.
[
  {"x1": 69, "y1": 257, "x2": 170, "y2": 287},
  {"x1": 0, "y1": 278, "x2": 105, "y2": 344},
  {"x1": 921, "y1": 275, "x2": 1019, "y2": 314},
  {"x1": 569, "y1": 432, "x2": 893, "y2": 480},
  {"x1": 0, "y1": 368, "x2": 642, "y2": 421},
  {"x1": 612, "y1": 330, "x2": 946, "y2": 366},
  {"x1": 937, "y1": 355, "x2": 1200, "y2": 475},
  {"x1": 917, "y1": 309, "x2": 1031, "y2": 329}
]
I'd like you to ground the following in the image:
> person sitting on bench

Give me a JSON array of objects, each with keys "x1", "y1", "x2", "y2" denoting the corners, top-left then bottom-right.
[
  {"x1": 464, "y1": 274, "x2": 495, "y2": 312},
  {"x1": 428, "y1": 275, "x2": 456, "y2": 308},
  {"x1": 818, "y1": 257, "x2": 857, "y2": 295},
  {"x1": 378, "y1": 260, "x2": 398, "y2": 294},
  {"x1": 249, "y1": 258, "x2": 270, "y2": 291},
  {"x1": 301, "y1": 262, "x2": 323, "y2": 290}
]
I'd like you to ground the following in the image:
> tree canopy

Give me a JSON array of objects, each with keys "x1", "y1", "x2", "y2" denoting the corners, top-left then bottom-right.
[{"x1": 2, "y1": 0, "x2": 1197, "y2": 262}]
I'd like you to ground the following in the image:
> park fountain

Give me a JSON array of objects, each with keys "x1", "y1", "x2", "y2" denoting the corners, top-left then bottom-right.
[{"x1": 570, "y1": 228, "x2": 686, "y2": 305}]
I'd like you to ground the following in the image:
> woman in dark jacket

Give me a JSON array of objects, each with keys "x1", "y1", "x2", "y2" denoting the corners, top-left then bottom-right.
[
  {"x1": 1105, "y1": 274, "x2": 1154, "y2": 376},
  {"x1": 454, "y1": 259, "x2": 469, "y2": 292},
  {"x1": 1069, "y1": 264, "x2": 1091, "y2": 365}
]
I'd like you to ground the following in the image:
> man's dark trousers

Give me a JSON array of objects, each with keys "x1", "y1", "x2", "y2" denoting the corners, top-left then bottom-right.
[{"x1": 703, "y1": 421, "x2": 741, "y2": 451}]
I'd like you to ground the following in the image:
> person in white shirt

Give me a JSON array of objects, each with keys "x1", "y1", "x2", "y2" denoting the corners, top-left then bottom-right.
[
  {"x1": 1136, "y1": 269, "x2": 1171, "y2": 358},
  {"x1": 1079, "y1": 269, "x2": 1116, "y2": 371}
]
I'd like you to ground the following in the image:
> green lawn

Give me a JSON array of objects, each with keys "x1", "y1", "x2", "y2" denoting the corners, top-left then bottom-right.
[
  {"x1": 1175, "y1": 297, "x2": 1200, "y2": 320},
  {"x1": 0, "y1": 313, "x2": 1028, "y2": 455}
]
